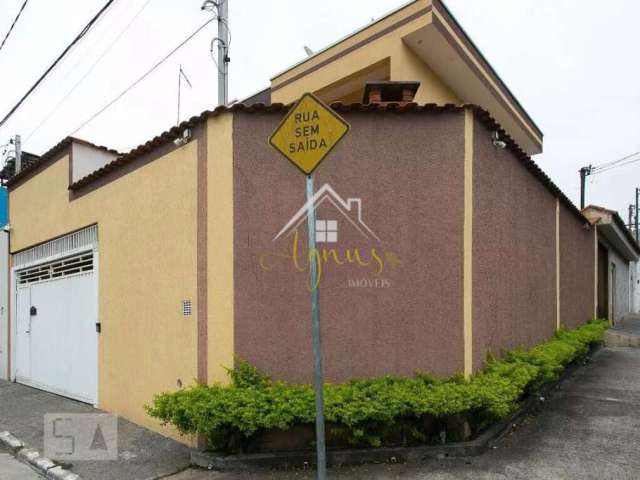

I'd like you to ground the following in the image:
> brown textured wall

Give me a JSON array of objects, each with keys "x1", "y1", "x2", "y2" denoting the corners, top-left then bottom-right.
[
  {"x1": 472, "y1": 119, "x2": 556, "y2": 369},
  {"x1": 559, "y1": 205, "x2": 595, "y2": 329},
  {"x1": 233, "y1": 110, "x2": 465, "y2": 383}
]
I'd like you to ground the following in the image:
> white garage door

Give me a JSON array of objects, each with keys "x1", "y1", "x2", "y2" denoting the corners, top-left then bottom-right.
[{"x1": 13, "y1": 227, "x2": 98, "y2": 404}]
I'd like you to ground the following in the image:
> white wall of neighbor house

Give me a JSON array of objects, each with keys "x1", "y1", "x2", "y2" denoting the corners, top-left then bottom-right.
[
  {"x1": 71, "y1": 143, "x2": 118, "y2": 183},
  {"x1": 608, "y1": 248, "x2": 631, "y2": 323},
  {"x1": 0, "y1": 232, "x2": 9, "y2": 380},
  {"x1": 632, "y1": 262, "x2": 640, "y2": 313}
]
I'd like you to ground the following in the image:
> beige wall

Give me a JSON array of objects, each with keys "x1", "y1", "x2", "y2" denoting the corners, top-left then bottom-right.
[
  {"x1": 270, "y1": 0, "x2": 459, "y2": 106},
  {"x1": 206, "y1": 115, "x2": 235, "y2": 385},
  {"x1": 9, "y1": 143, "x2": 200, "y2": 440}
]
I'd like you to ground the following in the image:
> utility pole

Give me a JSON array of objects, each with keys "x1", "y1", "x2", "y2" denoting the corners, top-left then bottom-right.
[
  {"x1": 14, "y1": 134, "x2": 21, "y2": 173},
  {"x1": 202, "y1": 0, "x2": 230, "y2": 106},
  {"x1": 636, "y1": 187, "x2": 640, "y2": 242},
  {"x1": 579, "y1": 165, "x2": 592, "y2": 210},
  {"x1": 629, "y1": 205, "x2": 634, "y2": 231},
  {"x1": 217, "y1": 0, "x2": 229, "y2": 106}
]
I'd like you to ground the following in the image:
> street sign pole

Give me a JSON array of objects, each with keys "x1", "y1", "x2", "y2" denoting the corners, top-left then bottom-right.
[
  {"x1": 269, "y1": 93, "x2": 350, "y2": 480},
  {"x1": 306, "y1": 173, "x2": 327, "y2": 479}
]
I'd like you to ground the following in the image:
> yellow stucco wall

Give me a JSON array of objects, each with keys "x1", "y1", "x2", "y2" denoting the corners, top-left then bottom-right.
[
  {"x1": 9, "y1": 143, "x2": 199, "y2": 441},
  {"x1": 206, "y1": 114, "x2": 235, "y2": 384},
  {"x1": 270, "y1": 0, "x2": 459, "y2": 105}
]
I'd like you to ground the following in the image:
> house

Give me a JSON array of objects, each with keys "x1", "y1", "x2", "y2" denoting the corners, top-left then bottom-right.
[
  {"x1": 0, "y1": 187, "x2": 7, "y2": 380},
  {"x1": 582, "y1": 206, "x2": 640, "y2": 324},
  {"x1": 246, "y1": 0, "x2": 543, "y2": 157},
  {"x1": 3, "y1": 0, "x2": 600, "y2": 443}
]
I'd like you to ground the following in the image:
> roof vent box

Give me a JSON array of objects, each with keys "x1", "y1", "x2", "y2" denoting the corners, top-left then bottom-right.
[{"x1": 363, "y1": 81, "x2": 420, "y2": 105}]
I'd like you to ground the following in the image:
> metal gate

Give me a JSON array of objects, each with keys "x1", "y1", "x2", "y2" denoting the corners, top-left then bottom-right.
[{"x1": 13, "y1": 226, "x2": 98, "y2": 404}]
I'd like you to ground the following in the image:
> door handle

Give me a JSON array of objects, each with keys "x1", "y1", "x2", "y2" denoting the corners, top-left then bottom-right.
[{"x1": 26, "y1": 305, "x2": 37, "y2": 333}]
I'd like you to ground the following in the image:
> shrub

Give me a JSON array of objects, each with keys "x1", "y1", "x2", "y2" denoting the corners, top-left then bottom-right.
[{"x1": 146, "y1": 319, "x2": 608, "y2": 452}]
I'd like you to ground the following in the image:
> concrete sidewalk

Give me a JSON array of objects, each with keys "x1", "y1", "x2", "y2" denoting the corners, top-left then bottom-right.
[
  {"x1": 168, "y1": 347, "x2": 640, "y2": 480},
  {"x1": 605, "y1": 314, "x2": 640, "y2": 347},
  {"x1": 3, "y1": 347, "x2": 640, "y2": 479},
  {"x1": 0, "y1": 452, "x2": 42, "y2": 479},
  {"x1": 0, "y1": 380, "x2": 191, "y2": 480}
]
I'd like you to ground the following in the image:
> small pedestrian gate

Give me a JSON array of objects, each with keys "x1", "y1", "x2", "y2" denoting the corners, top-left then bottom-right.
[{"x1": 13, "y1": 226, "x2": 98, "y2": 404}]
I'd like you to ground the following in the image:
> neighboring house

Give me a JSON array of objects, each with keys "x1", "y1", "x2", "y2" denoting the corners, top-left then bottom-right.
[
  {"x1": 0, "y1": 151, "x2": 41, "y2": 378},
  {"x1": 3, "y1": 0, "x2": 598, "y2": 443},
  {"x1": 634, "y1": 262, "x2": 640, "y2": 314},
  {"x1": 0, "y1": 186, "x2": 7, "y2": 380},
  {"x1": 583, "y1": 206, "x2": 640, "y2": 324},
  {"x1": 629, "y1": 230, "x2": 640, "y2": 314}
]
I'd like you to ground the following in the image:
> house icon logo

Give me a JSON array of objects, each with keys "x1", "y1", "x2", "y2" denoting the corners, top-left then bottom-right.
[
  {"x1": 273, "y1": 184, "x2": 381, "y2": 244},
  {"x1": 259, "y1": 183, "x2": 399, "y2": 290}
]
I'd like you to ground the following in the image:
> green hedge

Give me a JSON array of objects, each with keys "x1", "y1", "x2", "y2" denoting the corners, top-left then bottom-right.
[{"x1": 146, "y1": 319, "x2": 608, "y2": 452}]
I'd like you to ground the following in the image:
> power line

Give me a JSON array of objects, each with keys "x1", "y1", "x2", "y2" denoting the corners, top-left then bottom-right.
[
  {"x1": 0, "y1": 0, "x2": 29, "y2": 54},
  {"x1": 68, "y1": 17, "x2": 215, "y2": 137},
  {"x1": 0, "y1": 0, "x2": 117, "y2": 130},
  {"x1": 591, "y1": 154, "x2": 640, "y2": 175},
  {"x1": 54, "y1": 0, "x2": 138, "y2": 86},
  {"x1": 24, "y1": 0, "x2": 154, "y2": 144},
  {"x1": 592, "y1": 150, "x2": 640, "y2": 172}
]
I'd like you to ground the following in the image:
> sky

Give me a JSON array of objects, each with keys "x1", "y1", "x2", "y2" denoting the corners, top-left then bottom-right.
[{"x1": 0, "y1": 0, "x2": 638, "y2": 219}]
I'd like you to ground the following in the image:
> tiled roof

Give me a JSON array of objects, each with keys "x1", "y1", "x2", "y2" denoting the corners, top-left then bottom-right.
[
  {"x1": 583, "y1": 204, "x2": 640, "y2": 254},
  {"x1": 67, "y1": 102, "x2": 467, "y2": 191},
  {"x1": 69, "y1": 102, "x2": 587, "y2": 225},
  {"x1": 7, "y1": 101, "x2": 587, "y2": 226},
  {"x1": 5, "y1": 137, "x2": 119, "y2": 188},
  {"x1": 0, "y1": 151, "x2": 40, "y2": 181}
]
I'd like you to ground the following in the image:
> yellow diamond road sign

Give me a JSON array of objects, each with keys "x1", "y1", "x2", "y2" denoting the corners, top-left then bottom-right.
[{"x1": 269, "y1": 93, "x2": 350, "y2": 175}]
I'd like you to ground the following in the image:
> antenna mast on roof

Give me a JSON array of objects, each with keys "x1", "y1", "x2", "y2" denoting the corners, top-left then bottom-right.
[
  {"x1": 177, "y1": 65, "x2": 193, "y2": 126},
  {"x1": 201, "y1": 0, "x2": 230, "y2": 106}
]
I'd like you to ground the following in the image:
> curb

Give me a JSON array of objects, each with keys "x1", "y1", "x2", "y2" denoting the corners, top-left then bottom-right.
[
  {"x1": 0, "y1": 430, "x2": 81, "y2": 479},
  {"x1": 192, "y1": 346, "x2": 601, "y2": 471},
  {"x1": 604, "y1": 329, "x2": 640, "y2": 348}
]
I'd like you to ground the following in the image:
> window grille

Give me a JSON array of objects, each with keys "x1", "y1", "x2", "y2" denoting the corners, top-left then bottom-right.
[
  {"x1": 17, "y1": 252, "x2": 94, "y2": 285},
  {"x1": 14, "y1": 225, "x2": 97, "y2": 268}
]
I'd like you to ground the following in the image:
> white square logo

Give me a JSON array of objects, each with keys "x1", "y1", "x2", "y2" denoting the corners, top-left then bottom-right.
[
  {"x1": 44, "y1": 413, "x2": 118, "y2": 461},
  {"x1": 315, "y1": 219, "x2": 338, "y2": 243}
]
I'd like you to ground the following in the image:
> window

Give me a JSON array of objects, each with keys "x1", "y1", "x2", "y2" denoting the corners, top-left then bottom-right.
[{"x1": 316, "y1": 220, "x2": 338, "y2": 243}]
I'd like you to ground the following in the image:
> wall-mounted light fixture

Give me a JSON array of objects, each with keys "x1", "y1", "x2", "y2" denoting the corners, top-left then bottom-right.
[
  {"x1": 492, "y1": 131, "x2": 507, "y2": 149},
  {"x1": 173, "y1": 128, "x2": 192, "y2": 147}
]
